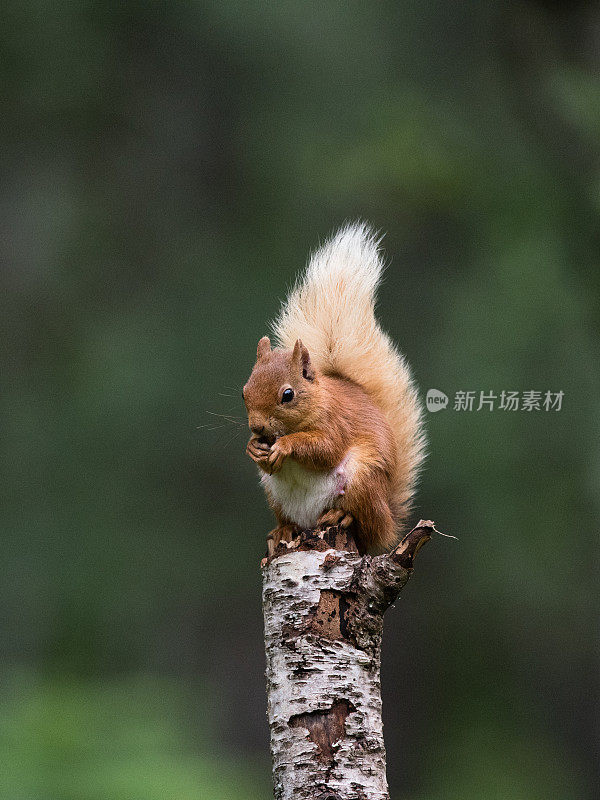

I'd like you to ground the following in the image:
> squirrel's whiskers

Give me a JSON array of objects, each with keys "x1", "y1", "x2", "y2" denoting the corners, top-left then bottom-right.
[{"x1": 242, "y1": 223, "x2": 424, "y2": 555}]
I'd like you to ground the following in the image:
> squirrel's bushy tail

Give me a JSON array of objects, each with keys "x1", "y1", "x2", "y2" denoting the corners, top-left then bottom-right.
[{"x1": 272, "y1": 222, "x2": 425, "y2": 523}]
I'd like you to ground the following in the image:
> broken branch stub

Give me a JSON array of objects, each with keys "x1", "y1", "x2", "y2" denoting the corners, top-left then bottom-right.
[{"x1": 262, "y1": 520, "x2": 434, "y2": 800}]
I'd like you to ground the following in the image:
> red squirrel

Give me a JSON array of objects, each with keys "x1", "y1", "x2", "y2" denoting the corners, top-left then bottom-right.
[{"x1": 243, "y1": 223, "x2": 425, "y2": 554}]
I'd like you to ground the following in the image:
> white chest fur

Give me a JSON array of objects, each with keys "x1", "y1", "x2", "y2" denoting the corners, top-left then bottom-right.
[{"x1": 261, "y1": 458, "x2": 348, "y2": 529}]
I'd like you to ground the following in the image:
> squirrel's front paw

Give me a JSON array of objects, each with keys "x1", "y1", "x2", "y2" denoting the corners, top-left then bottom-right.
[
  {"x1": 246, "y1": 436, "x2": 271, "y2": 471},
  {"x1": 267, "y1": 438, "x2": 291, "y2": 473}
]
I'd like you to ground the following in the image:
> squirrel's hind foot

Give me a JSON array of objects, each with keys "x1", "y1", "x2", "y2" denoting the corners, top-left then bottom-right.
[
  {"x1": 317, "y1": 508, "x2": 354, "y2": 530},
  {"x1": 266, "y1": 523, "x2": 300, "y2": 557}
]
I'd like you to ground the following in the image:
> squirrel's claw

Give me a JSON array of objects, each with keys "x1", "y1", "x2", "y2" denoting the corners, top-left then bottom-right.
[{"x1": 267, "y1": 450, "x2": 284, "y2": 472}]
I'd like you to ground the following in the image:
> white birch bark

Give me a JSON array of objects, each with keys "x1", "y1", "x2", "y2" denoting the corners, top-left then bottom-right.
[{"x1": 262, "y1": 522, "x2": 433, "y2": 800}]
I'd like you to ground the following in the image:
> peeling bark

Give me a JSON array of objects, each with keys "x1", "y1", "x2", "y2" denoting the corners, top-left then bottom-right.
[
  {"x1": 262, "y1": 520, "x2": 434, "y2": 800},
  {"x1": 289, "y1": 699, "x2": 356, "y2": 763}
]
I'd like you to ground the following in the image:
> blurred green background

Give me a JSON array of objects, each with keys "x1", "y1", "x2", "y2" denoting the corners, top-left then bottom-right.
[{"x1": 1, "y1": 1, "x2": 599, "y2": 798}]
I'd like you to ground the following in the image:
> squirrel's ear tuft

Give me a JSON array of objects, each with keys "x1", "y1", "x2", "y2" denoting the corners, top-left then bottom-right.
[
  {"x1": 257, "y1": 336, "x2": 271, "y2": 359},
  {"x1": 292, "y1": 338, "x2": 315, "y2": 381}
]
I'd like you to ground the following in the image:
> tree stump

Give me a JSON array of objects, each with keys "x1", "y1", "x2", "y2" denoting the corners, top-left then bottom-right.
[{"x1": 262, "y1": 520, "x2": 434, "y2": 800}]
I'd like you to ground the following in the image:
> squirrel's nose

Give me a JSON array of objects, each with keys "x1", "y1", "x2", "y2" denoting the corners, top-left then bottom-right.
[{"x1": 251, "y1": 424, "x2": 265, "y2": 436}]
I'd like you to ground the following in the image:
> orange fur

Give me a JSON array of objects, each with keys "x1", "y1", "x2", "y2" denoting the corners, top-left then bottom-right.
[{"x1": 243, "y1": 224, "x2": 425, "y2": 553}]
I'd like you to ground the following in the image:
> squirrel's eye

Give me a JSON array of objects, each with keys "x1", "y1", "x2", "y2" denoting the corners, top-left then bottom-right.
[{"x1": 281, "y1": 388, "x2": 294, "y2": 403}]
